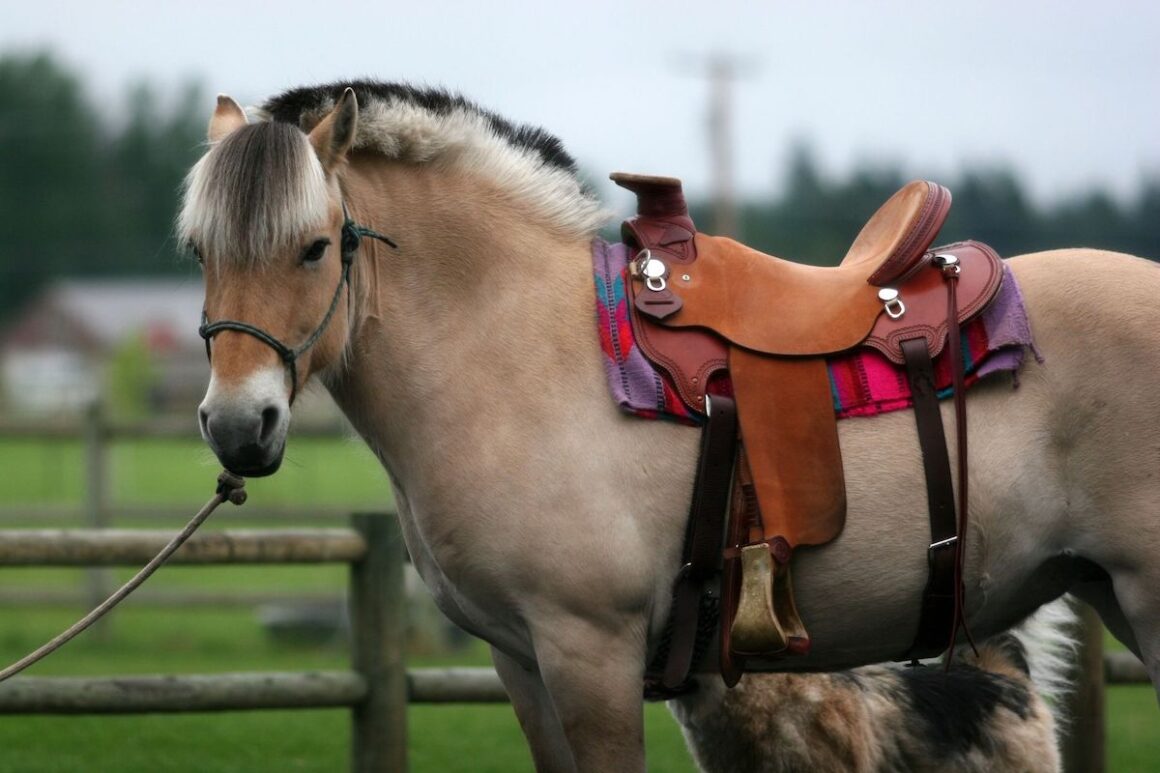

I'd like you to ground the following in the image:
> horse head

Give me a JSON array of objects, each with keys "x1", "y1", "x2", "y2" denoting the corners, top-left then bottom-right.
[{"x1": 181, "y1": 89, "x2": 360, "y2": 476}]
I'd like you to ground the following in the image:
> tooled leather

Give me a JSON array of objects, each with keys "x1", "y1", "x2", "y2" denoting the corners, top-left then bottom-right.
[
  {"x1": 622, "y1": 216, "x2": 697, "y2": 321},
  {"x1": 615, "y1": 174, "x2": 723, "y2": 414},
  {"x1": 649, "y1": 181, "x2": 950, "y2": 352},
  {"x1": 622, "y1": 217, "x2": 697, "y2": 264},
  {"x1": 629, "y1": 302, "x2": 727, "y2": 413},
  {"x1": 640, "y1": 233, "x2": 1001, "y2": 362},
  {"x1": 613, "y1": 173, "x2": 1000, "y2": 413},
  {"x1": 862, "y1": 241, "x2": 1003, "y2": 364},
  {"x1": 623, "y1": 229, "x2": 726, "y2": 412},
  {"x1": 867, "y1": 182, "x2": 952, "y2": 287}
]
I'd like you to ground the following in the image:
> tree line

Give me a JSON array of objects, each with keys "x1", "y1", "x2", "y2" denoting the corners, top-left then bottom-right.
[
  {"x1": 1, "y1": 50, "x2": 1156, "y2": 323},
  {"x1": 695, "y1": 144, "x2": 1159, "y2": 266},
  {"x1": 0, "y1": 51, "x2": 204, "y2": 320}
]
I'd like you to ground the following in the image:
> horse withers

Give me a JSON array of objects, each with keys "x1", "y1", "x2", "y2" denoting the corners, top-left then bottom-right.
[{"x1": 183, "y1": 82, "x2": 1160, "y2": 771}]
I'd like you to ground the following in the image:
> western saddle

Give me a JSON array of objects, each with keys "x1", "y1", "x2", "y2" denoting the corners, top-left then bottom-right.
[{"x1": 614, "y1": 173, "x2": 1006, "y2": 692}]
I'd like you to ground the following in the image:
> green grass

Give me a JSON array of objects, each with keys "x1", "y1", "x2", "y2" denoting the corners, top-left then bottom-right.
[
  {"x1": 0, "y1": 434, "x2": 1157, "y2": 771},
  {"x1": 0, "y1": 436, "x2": 394, "y2": 510}
]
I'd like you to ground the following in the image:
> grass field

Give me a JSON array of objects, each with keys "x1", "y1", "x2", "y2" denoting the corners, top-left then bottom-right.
[{"x1": 1, "y1": 434, "x2": 1157, "y2": 771}]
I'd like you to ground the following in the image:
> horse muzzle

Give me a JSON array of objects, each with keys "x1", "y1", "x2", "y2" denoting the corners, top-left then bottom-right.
[{"x1": 198, "y1": 372, "x2": 290, "y2": 478}]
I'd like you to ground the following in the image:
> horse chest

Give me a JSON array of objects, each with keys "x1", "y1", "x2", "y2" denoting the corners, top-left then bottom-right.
[{"x1": 394, "y1": 494, "x2": 540, "y2": 657}]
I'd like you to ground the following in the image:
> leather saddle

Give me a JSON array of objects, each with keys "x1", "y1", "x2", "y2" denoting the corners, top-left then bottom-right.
[{"x1": 615, "y1": 173, "x2": 1005, "y2": 688}]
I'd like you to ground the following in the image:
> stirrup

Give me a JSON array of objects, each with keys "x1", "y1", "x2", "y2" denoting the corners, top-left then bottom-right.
[
  {"x1": 773, "y1": 558, "x2": 811, "y2": 656},
  {"x1": 730, "y1": 544, "x2": 788, "y2": 654},
  {"x1": 729, "y1": 543, "x2": 811, "y2": 656}
]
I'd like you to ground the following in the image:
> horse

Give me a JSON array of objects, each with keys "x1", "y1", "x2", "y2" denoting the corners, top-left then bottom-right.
[
  {"x1": 182, "y1": 81, "x2": 1160, "y2": 771},
  {"x1": 672, "y1": 599, "x2": 1076, "y2": 773}
]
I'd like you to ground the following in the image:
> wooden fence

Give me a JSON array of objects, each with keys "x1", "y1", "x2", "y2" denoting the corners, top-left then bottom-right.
[
  {"x1": 0, "y1": 518, "x2": 1150, "y2": 772},
  {"x1": 1, "y1": 417, "x2": 1153, "y2": 770},
  {"x1": 0, "y1": 409, "x2": 365, "y2": 629},
  {"x1": 0, "y1": 515, "x2": 506, "y2": 772}
]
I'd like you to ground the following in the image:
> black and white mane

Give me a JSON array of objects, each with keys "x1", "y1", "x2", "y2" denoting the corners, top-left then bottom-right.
[{"x1": 262, "y1": 81, "x2": 581, "y2": 174}]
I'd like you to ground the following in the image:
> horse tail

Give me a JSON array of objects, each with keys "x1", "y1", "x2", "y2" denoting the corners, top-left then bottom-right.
[{"x1": 962, "y1": 596, "x2": 1079, "y2": 728}]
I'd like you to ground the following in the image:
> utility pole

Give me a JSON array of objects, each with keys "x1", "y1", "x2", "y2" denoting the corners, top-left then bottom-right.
[{"x1": 678, "y1": 53, "x2": 757, "y2": 238}]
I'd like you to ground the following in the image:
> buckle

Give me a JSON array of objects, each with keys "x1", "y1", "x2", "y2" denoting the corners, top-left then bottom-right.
[{"x1": 929, "y1": 535, "x2": 958, "y2": 552}]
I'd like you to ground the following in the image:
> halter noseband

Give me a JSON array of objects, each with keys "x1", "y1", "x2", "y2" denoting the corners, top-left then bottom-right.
[{"x1": 198, "y1": 204, "x2": 397, "y2": 403}]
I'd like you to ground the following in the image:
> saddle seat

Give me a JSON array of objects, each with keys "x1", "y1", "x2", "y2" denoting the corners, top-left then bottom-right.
[{"x1": 616, "y1": 174, "x2": 962, "y2": 358}]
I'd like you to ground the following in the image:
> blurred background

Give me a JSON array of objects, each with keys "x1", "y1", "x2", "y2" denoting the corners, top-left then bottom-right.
[{"x1": 0, "y1": 1, "x2": 1157, "y2": 771}]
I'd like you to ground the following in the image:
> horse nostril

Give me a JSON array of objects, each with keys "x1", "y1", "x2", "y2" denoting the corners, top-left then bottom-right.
[
  {"x1": 259, "y1": 405, "x2": 283, "y2": 445},
  {"x1": 198, "y1": 407, "x2": 210, "y2": 436}
]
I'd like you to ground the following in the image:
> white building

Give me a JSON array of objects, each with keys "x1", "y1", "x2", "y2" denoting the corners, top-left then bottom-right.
[{"x1": 2, "y1": 279, "x2": 209, "y2": 414}]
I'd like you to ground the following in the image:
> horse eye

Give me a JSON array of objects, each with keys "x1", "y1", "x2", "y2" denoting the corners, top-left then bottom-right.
[
  {"x1": 188, "y1": 243, "x2": 204, "y2": 265},
  {"x1": 301, "y1": 239, "x2": 330, "y2": 264}
]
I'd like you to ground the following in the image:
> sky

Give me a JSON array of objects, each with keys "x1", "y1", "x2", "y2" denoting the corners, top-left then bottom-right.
[{"x1": 4, "y1": 0, "x2": 1158, "y2": 211}]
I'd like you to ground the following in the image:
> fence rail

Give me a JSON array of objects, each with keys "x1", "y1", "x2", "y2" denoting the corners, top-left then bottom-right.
[
  {"x1": 0, "y1": 528, "x2": 367, "y2": 565},
  {"x1": 0, "y1": 671, "x2": 369, "y2": 713},
  {"x1": 0, "y1": 515, "x2": 509, "y2": 772},
  {"x1": 0, "y1": 668, "x2": 508, "y2": 714}
]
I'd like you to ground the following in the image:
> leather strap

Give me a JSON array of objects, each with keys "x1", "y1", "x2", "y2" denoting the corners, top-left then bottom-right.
[
  {"x1": 719, "y1": 448, "x2": 759, "y2": 687},
  {"x1": 660, "y1": 394, "x2": 738, "y2": 689},
  {"x1": 941, "y1": 261, "x2": 977, "y2": 658},
  {"x1": 900, "y1": 337, "x2": 959, "y2": 659}
]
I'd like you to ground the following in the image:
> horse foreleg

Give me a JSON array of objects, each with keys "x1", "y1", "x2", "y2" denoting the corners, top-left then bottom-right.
[
  {"x1": 491, "y1": 647, "x2": 577, "y2": 773},
  {"x1": 532, "y1": 617, "x2": 649, "y2": 773},
  {"x1": 1070, "y1": 577, "x2": 1142, "y2": 655},
  {"x1": 1105, "y1": 568, "x2": 1160, "y2": 703}
]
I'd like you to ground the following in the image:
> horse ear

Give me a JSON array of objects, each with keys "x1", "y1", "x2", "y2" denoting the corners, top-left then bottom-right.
[
  {"x1": 308, "y1": 87, "x2": 358, "y2": 174},
  {"x1": 208, "y1": 95, "x2": 247, "y2": 142}
]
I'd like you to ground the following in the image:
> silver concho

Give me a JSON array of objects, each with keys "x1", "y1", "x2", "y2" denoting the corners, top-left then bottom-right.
[
  {"x1": 631, "y1": 249, "x2": 670, "y2": 292},
  {"x1": 878, "y1": 287, "x2": 906, "y2": 320}
]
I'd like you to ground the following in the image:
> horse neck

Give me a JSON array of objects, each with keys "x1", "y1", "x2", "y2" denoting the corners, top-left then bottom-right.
[{"x1": 329, "y1": 156, "x2": 605, "y2": 479}]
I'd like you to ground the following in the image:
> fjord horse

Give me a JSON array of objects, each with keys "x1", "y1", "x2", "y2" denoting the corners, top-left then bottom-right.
[{"x1": 184, "y1": 82, "x2": 1158, "y2": 771}]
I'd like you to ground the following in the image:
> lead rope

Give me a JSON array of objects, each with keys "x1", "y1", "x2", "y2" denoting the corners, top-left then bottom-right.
[{"x1": 0, "y1": 471, "x2": 247, "y2": 684}]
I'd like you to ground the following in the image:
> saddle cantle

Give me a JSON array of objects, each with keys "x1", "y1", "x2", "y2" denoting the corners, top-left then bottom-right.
[{"x1": 618, "y1": 173, "x2": 1005, "y2": 691}]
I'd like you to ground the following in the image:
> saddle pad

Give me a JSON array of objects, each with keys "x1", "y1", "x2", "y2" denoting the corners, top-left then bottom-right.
[
  {"x1": 594, "y1": 239, "x2": 703, "y2": 424},
  {"x1": 593, "y1": 239, "x2": 1039, "y2": 425}
]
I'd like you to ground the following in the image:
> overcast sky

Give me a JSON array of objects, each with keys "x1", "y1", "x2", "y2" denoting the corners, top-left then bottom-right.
[{"x1": 5, "y1": 0, "x2": 1158, "y2": 210}]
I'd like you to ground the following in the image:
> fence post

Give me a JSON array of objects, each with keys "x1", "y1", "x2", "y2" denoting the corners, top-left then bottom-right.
[
  {"x1": 350, "y1": 513, "x2": 407, "y2": 772},
  {"x1": 1062, "y1": 602, "x2": 1105, "y2": 773},
  {"x1": 83, "y1": 400, "x2": 112, "y2": 640}
]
